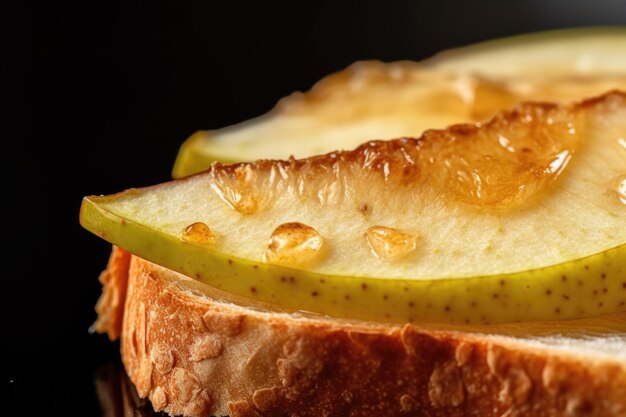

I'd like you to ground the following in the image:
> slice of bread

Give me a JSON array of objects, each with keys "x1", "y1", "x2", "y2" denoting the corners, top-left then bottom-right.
[{"x1": 96, "y1": 247, "x2": 626, "y2": 417}]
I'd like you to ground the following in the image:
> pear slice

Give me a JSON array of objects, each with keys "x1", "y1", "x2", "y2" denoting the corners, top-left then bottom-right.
[
  {"x1": 426, "y1": 27, "x2": 626, "y2": 77},
  {"x1": 81, "y1": 92, "x2": 626, "y2": 325},
  {"x1": 172, "y1": 28, "x2": 626, "y2": 177}
]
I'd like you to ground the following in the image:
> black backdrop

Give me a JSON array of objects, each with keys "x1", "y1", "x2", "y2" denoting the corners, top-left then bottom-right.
[{"x1": 6, "y1": 1, "x2": 626, "y2": 416}]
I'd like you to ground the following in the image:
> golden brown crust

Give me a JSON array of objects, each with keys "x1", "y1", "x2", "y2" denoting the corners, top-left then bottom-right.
[
  {"x1": 204, "y1": 90, "x2": 625, "y2": 212},
  {"x1": 93, "y1": 246, "x2": 131, "y2": 340},
  {"x1": 113, "y1": 256, "x2": 626, "y2": 417},
  {"x1": 211, "y1": 90, "x2": 625, "y2": 175}
]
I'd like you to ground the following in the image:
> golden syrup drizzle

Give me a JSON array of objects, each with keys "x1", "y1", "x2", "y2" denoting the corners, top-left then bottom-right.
[
  {"x1": 423, "y1": 108, "x2": 580, "y2": 208},
  {"x1": 205, "y1": 95, "x2": 601, "y2": 213},
  {"x1": 365, "y1": 226, "x2": 418, "y2": 261},
  {"x1": 182, "y1": 222, "x2": 217, "y2": 245},
  {"x1": 209, "y1": 165, "x2": 259, "y2": 214},
  {"x1": 264, "y1": 222, "x2": 325, "y2": 267}
]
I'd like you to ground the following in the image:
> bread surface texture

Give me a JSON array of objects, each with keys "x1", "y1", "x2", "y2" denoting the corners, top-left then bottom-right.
[{"x1": 94, "y1": 250, "x2": 626, "y2": 417}]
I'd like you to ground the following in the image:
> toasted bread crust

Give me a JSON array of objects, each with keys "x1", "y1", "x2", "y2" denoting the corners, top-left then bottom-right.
[
  {"x1": 93, "y1": 246, "x2": 131, "y2": 340},
  {"x1": 99, "y1": 255, "x2": 626, "y2": 417}
]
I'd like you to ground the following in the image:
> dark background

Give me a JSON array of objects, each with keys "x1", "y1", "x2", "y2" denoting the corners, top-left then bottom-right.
[{"x1": 6, "y1": 1, "x2": 626, "y2": 416}]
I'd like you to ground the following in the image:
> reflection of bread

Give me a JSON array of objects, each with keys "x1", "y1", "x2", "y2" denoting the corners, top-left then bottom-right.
[
  {"x1": 94, "y1": 364, "x2": 154, "y2": 417},
  {"x1": 95, "y1": 247, "x2": 626, "y2": 417}
]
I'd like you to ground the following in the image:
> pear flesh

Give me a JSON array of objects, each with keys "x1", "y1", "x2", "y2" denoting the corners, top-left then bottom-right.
[
  {"x1": 82, "y1": 93, "x2": 626, "y2": 324},
  {"x1": 173, "y1": 29, "x2": 626, "y2": 177},
  {"x1": 426, "y1": 27, "x2": 626, "y2": 77}
]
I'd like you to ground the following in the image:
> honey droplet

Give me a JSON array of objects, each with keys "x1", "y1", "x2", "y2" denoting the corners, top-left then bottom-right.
[
  {"x1": 365, "y1": 226, "x2": 417, "y2": 261},
  {"x1": 210, "y1": 165, "x2": 259, "y2": 214},
  {"x1": 616, "y1": 175, "x2": 626, "y2": 205},
  {"x1": 182, "y1": 222, "x2": 217, "y2": 245},
  {"x1": 428, "y1": 105, "x2": 580, "y2": 208},
  {"x1": 264, "y1": 222, "x2": 325, "y2": 267}
]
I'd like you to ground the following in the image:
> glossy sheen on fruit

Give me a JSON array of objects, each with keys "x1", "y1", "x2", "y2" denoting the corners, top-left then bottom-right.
[
  {"x1": 81, "y1": 93, "x2": 626, "y2": 324},
  {"x1": 172, "y1": 29, "x2": 626, "y2": 177}
]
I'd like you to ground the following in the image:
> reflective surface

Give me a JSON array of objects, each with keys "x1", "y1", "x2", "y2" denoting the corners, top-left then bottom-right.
[{"x1": 95, "y1": 364, "x2": 166, "y2": 417}]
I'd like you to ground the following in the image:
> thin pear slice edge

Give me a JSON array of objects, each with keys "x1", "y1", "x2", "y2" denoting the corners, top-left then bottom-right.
[{"x1": 81, "y1": 195, "x2": 626, "y2": 325}]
